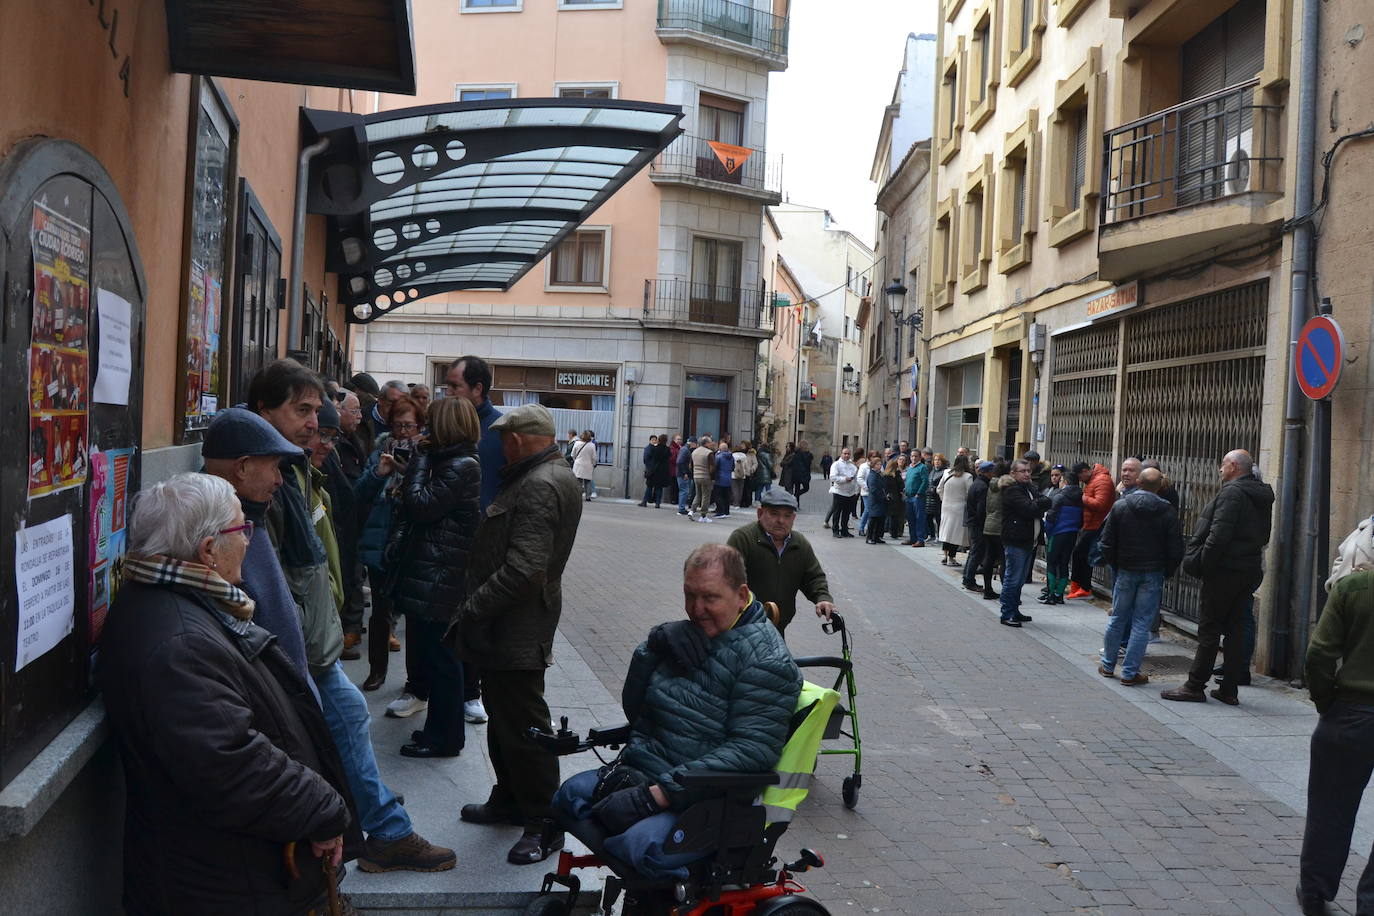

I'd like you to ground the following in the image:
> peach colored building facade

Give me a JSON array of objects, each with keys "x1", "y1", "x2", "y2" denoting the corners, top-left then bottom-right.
[{"x1": 356, "y1": 0, "x2": 790, "y2": 495}]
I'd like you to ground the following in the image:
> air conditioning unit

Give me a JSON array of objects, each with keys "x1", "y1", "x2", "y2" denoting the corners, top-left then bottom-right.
[{"x1": 1224, "y1": 128, "x2": 1254, "y2": 195}]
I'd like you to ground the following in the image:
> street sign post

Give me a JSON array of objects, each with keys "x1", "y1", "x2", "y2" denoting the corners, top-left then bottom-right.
[{"x1": 1295, "y1": 314, "x2": 1345, "y2": 400}]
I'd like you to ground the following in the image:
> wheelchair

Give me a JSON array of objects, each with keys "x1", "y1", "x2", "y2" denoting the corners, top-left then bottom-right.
[{"x1": 524, "y1": 684, "x2": 839, "y2": 916}]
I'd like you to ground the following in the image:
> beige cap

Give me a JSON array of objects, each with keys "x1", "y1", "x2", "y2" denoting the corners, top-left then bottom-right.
[{"x1": 489, "y1": 403, "x2": 555, "y2": 437}]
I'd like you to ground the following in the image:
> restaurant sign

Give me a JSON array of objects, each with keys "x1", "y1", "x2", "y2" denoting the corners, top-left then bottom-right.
[{"x1": 555, "y1": 370, "x2": 616, "y2": 392}]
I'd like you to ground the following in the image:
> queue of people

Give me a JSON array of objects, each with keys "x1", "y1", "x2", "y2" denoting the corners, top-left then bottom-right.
[{"x1": 98, "y1": 355, "x2": 589, "y2": 912}]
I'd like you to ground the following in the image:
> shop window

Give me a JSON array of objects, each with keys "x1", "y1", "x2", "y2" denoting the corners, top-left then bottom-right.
[
  {"x1": 1004, "y1": 0, "x2": 1045, "y2": 86},
  {"x1": 548, "y1": 227, "x2": 609, "y2": 290},
  {"x1": 939, "y1": 38, "x2": 965, "y2": 164},
  {"x1": 494, "y1": 365, "x2": 618, "y2": 462},
  {"x1": 966, "y1": 0, "x2": 1000, "y2": 132},
  {"x1": 0, "y1": 138, "x2": 146, "y2": 788},
  {"x1": 998, "y1": 113, "x2": 1039, "y2": 273},
  {"x1": 178, "y1": 78, "x2": 237, "y2": 440},
  {"x1": 457, "y1": 85, "x2": 517, "y2": 101},
  {"x1": 961, "y1": 156, "x2": 994, "y2": 293},
  {"x1": 1047, "y1": 48, "x2": 1103, "y2": 248}
]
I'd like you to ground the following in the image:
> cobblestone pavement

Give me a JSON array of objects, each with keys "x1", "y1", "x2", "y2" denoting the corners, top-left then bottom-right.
[{"x1": 555, "y1": 493, "x2": 1363, "y2": 915}]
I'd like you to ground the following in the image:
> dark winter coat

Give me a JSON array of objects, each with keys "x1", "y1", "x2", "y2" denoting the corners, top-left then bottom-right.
[
  {"x1": 926, "y1": 467, "x2": 945, "y2": 518},
  {"x1": 643, "y1": 442, "x2": 672, "y2": 487},
  {"x1": 965, "y1": 475, "x2": 989, "y2": 529},
  {"x1": 726, "y1": 523, "x2": 833, "y2": 632},
  {"x1": 790, "y1": 450, "x2": 814, "y2": 490},
  {"x1": 983, "y1": 474, "x2": 1006, "y2": 537},
  {"x1": 676, "y1": 442, "x2": 695, "y2": 478},
  {"x1": 1001, "y1": 477, "x2": 1052, "y2": 546},
  {"x1": 619, "y1": 601, "x2": 802, "y2": 810},
  {"x1": 99, "y1": 582, "x2": 359, "y2": 916},
  {"x1": 1098, "y1": 489, "x2": 1184, "y2": 575},
  {"x1": 755, "y1": 448, "x2": 774, "y2": 485},
  {"x1": 389, "y1": 441, "x2": 481, "y2": 621},
  {"x1": 354, "y1": 445, "x2": 401, "y2": 576},
  {"x1": 447, "y1": 445, "x2": 583, "y2": 669},
  {"x1": 1045, "y1": 483, "x2": 1084, "y2": 537},
  {"x1": 320, "y1": 451, "x2": 360, "y2": 594},
  {"x1": 885, "y1": 473, "x2": 905, "y2": 518},
  {"x1": 1184, "y1": 473, "x2": 1275, "y2": 578},
  {"x1": 474, "y1": 398, "x2": 506, "y2": 511}
]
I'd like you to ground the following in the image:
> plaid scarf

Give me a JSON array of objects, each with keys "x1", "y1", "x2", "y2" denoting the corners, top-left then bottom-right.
[{"x1": 122, "y1": 556, "x2": 257, "y2": 622}]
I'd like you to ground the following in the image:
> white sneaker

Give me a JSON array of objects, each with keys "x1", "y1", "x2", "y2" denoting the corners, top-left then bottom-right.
[
  {"x1": 589, "y1": 492, "x2": 598, "y2": 499},
  {"x1": 463, "y1": 698, "x2": 489, "y2": 724},
  {"x1": 699, "y1": 515, "x2": 715, "y2": 523},
  {"x1": 385, "y1": 693, "x2": 428, "y2": 718}
]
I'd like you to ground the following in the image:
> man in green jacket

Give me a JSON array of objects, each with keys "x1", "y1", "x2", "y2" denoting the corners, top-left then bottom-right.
[
  {"x1": 550, "y1": 544, "x2": 801, "y2": 878},
  {"x1": 1298, "y1": 570, "x2": 1374, "y2": 914},
  {"x1": 726, "y1": 487, "x2": 836, "y2": 633}
]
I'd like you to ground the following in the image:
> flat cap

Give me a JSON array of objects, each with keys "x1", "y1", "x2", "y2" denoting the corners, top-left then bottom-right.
[
  {"x1": 346, "y1": 372, "x2": 381, "y2": 396},
  {"x1": 977, "y1": 460, "x2": 996, "y2": 472},
  {"x1": 489, "y1": 403, "x2": 555, "y2": 437},
  {"x1": 758, "y1": 487, "x2": 798, "y2": 510},
  {"x1": 203, "y1": 408, "x2": 302, "y2": 460}
]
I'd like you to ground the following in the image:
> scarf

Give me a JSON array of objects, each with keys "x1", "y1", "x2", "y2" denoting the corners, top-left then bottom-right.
[
  {"x1": 273, "y1": 457, "x2": 328, "y2": 569},
  {"x1": 122, "y1": 555, "x2": 257, "y2": 621}
]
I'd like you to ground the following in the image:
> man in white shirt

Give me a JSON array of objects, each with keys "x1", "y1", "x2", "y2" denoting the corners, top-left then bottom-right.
[{"x1": 828, "y1": 448, "x2": 860, "y2": 539}]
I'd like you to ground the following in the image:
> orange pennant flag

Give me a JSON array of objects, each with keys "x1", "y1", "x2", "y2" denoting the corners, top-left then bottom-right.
[{"x1": 706, "y1": 140, "x2": 753, "y2": 175}]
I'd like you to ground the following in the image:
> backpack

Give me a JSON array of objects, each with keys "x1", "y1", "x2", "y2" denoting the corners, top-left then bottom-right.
[{"x1": 1327, "y1": 515, "x2": 1374, "y2": 593}]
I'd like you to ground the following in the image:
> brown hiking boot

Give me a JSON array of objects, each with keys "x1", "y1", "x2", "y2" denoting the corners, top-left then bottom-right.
[
  {"x1": 1119, "y1": 673, "x2": 1150, "y2": 686},
  {"x1": 358, "y1": 831, "x2": 456, "y2": 872}
]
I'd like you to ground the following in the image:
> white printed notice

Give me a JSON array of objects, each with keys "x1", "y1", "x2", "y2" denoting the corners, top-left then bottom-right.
[
  {"x1": 15, "y1": 515, "x2": 75, "y2": 671},
  {"x1": 93, "y1": 288, "x2": 132, "y2": 406}
]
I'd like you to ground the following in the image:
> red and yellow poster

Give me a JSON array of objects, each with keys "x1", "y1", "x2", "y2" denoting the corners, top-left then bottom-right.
[{"x1": 29, "y1": 202, "x2": 91, "y2": 498}]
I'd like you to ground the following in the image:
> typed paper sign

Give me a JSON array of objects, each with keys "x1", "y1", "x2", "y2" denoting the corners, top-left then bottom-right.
[{"x1": 15, "y1": 514, "x2": 75, "y2": 671}]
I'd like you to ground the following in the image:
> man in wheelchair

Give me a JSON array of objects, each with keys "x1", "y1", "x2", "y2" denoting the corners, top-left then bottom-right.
[{"x1": 551, "y1": 543, "x2": 803, "y2": 880}]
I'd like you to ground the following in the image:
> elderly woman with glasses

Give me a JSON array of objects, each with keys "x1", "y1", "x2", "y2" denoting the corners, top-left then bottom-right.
[
  {"x1": 355, "y1": 393, "x2": 427, "y2": 695},
  {"x1": 99, "y1": 473, "x2": 359, "y2": 915}
]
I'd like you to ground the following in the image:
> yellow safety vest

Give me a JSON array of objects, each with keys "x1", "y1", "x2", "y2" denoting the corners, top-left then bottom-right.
[{"x1": 762, "y1": 680, "x2": 840, "y2": 825}]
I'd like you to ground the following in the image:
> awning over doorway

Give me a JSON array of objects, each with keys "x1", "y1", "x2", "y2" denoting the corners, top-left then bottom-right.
[
  {"x1": 301, "y1": 99, "x2": 684, "y2": 323},
  {"x1": 165, "y1": 0, "x2": 416, "y2": 94}
]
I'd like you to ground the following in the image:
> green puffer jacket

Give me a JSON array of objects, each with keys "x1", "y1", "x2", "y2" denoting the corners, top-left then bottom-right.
[
  {"x1": 619, "y1": 601, "x2": 802, "y2": 810},
  {"x1": 983, "y1": 474, "x2": 1010, "y2": 537}
]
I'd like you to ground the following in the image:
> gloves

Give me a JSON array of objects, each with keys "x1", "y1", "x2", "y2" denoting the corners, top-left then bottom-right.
[
  {"x1": 647, "y1": 620, "x2": 711, "y2": 673},
  {"x1": 591, "y1": 762, "x2": 648, "y2": 803},
  {"x1": 591, "y1": 783, "x2": 661, "y2": 835}
]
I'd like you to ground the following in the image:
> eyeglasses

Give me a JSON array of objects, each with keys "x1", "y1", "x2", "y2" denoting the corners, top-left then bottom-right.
[
  {"x1": 392, "y1": 421, "x2": 418, "y2": 432},
  {"x1": 344, "y1": 406, "x2": 363, "y2": 416},
  {"x1": 219, "y1": 520, "x2": 254, "y2": 542},
  {"x1": 317, "y1": 431, "x2": 338, "y2": 445}
]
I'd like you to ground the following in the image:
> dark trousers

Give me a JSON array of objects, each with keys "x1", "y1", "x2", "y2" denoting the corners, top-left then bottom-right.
[
  {"x1": 1301, "y1": 703, "x2": 1374, "y2": 908},
  {"x1": 1071, "y1": 528, "x2": 1100, "y2": 591},
  {"x1": 888, "y1": 510, "x2": 904, "y2": 540},
  {"x1": 341, "y1": 563, "x2": 366, "y2": 635},
  {"x1": 982, "y1": 535, "x2": 1003, "y2": 587},
  {"x1": 368, "y1": 582, "x2": 396, "y2": 679},
  {"x1": 963, "y1": 528, "x2": 985, "y2": 586},
  {"x1": 831, "y1": 493, "x2": 854, "y2": 535},
  {"x1": 1185, "y1": 567, "x2": 1260, "y2": 693},
  {"x1": 1047, "y1": 531, "x2": 1074, "y2": 586},
  {"x1": 711, "y1": 484, "x2": 731, "y2": 515},
  {"x1": 464, "y1": 663, "x2": 481, "y2": 703},
  {"x1": 410, "y1": 615, "x2": 465, "y2": 754},
  {"x1": 482, "y1": 668, "x2": 560, "y2": 831},
  {"x1": 641, "y1": 483, "x2": 663, "y2": 506}
]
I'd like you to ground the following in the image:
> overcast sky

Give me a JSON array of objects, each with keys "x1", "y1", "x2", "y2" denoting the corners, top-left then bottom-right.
[{"x1": 768, "y1": 0, "x2": 939, "y2": 247}]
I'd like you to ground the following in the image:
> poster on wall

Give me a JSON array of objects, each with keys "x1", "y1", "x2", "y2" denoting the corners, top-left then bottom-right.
[
  {"x1": 88, "y1": 446, "x2": 134, "y2": 643},
  {"x1": 28, "y1": 202, "x2": 91, "y2": 498},
  {"x1": 15, "y1": 514, "x2": 76, "y2": 672},
  {"x1": 184, "y1": 261, "x2": 223, "y2": 426}
]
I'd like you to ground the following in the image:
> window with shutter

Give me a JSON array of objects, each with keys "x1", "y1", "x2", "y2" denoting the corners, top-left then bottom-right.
[{"x1": 1068, "y1": 106, "x2": 1088, "y2": 211}]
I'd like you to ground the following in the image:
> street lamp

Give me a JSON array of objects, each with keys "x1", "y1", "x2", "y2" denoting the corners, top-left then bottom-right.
[
  {"x1": 841, "y1": 362, "x2": 860, "y2": 395},
  {"x1": 885, "y1": 278, "x2": 909, "y2": 446}
]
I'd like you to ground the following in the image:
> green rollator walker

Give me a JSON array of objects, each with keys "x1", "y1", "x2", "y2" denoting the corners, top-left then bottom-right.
[{"x1": 794, "y1": 611, "x2": 862, "y2": 809}]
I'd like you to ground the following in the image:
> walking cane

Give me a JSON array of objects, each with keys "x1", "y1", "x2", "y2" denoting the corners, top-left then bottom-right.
[{"x1": 322, "y1": 856, "x2": 343, "y2": 916}]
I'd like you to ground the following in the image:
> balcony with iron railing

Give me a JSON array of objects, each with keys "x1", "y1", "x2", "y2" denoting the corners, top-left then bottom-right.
[
  {"x1": 656, "y1": 0, "x2": 789, "y2": 68},
  {"x1": 649, "y1": 134, "x2": 782, "y2": 203},
  {"x1": 642, "y1": 278, "x2": 774, "y2": 337},
  {"x1": 1098, "y1": 78, "x2": 1286, "y2": 280}
]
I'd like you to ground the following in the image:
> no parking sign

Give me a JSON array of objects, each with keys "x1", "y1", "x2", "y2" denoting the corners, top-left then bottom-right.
[{"x1": 1296, "y1": 315, "x2": 1345, "y2": 401}]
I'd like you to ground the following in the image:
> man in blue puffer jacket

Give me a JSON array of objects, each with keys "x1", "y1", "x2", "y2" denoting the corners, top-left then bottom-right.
[{"x1": 552, "y1": 544, "x2": 801, "y2": 878}]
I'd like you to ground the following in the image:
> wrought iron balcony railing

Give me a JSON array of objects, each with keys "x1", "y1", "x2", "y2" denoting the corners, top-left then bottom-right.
[
  {"x1": 656, "y1": 0, "x2": 789, "y2": 57},
  {"x1": 1101, "y1": 79, "x2": 1283, "y2": 226},
  {"x1": 650, "y1": 134, "x2": 782, "y2": 196},
  {"x1": 643, "y1": 278, "x2": 773, "y2": 331}
]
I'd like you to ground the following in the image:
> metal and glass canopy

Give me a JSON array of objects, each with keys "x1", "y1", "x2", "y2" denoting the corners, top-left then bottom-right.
[{"x1": 302, "y1": 99, "x2": 684, "y2": 323}]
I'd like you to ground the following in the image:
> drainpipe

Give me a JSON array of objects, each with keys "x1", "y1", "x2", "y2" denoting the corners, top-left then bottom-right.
[
  {"x1": 1272, "y1": 0, "x2": 1321, "y2": 680},
  {"x1": 288, "y1": 137, "x2": 331, "y2": 352}
]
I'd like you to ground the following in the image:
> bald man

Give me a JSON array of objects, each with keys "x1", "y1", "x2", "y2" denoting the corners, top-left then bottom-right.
[{"x1": 1163, "y1": 449, "x2": 1274, "y2": 705}]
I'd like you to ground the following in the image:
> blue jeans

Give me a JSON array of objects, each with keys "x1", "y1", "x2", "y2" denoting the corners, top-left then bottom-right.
[
  {"x1": 906, "y1": 497, "x2": 926, "y2": 543},
  {"x1": 552, "y1": 769, "x2": 707, "y2": 880},
  {"x1": 677, "y1": 476, "x2": 693, "y2": 512},
  {"x1": 313, "y1": 661, "x2": 412, "y2": 842},
  {"x1": 1101, "y1": 569, "x2": 1164, "y2": 679},
  {"x1": 999, "y1": 544, "x2": 1033, "y2": 621}
]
